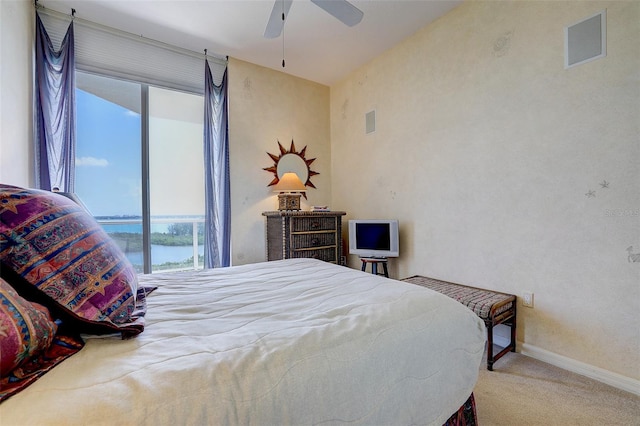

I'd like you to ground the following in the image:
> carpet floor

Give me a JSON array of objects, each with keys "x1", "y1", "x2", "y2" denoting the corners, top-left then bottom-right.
[{"x1": 473, "y1": 352, "x2": 640, "y2": 425}]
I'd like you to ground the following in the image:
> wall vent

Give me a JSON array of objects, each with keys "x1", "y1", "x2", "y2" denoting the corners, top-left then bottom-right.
[
  {"x1": 365, "y1": 110, "x2": 376, "y2": 134},
  {"x1": 565, "y1": 10, "x2": 606, "y2": 69}
]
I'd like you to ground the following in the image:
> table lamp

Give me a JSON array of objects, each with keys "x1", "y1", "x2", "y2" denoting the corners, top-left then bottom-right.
[{"x1": 273, "y1": 172, "x2": 306, "y2": 210}]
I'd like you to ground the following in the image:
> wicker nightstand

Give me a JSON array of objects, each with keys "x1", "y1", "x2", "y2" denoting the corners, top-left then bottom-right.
[{"x1": 263, "y1": 211, "x2": 346, "y2": 264}]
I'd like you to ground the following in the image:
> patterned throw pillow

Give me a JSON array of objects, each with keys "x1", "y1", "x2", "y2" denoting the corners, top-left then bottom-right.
[
  {"x1": 0, "y1": 277, "x2": 57, "y2": 377},
  {"x1": 0, "y1": 184, "x2": 144, "y2": 337}
]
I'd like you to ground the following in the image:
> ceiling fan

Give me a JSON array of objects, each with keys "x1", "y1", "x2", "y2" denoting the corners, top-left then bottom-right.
[{"x1": 264, "y1": 0, "x2": 364, "y2": 39}]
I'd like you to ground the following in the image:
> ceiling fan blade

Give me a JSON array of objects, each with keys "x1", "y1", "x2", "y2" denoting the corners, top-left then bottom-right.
[
  {"x1": 310, "y1": 0, "x2": 363, "y2": 27},
  {"x1": 264, "y1": 0, "x2": 293, "y2": 39}
]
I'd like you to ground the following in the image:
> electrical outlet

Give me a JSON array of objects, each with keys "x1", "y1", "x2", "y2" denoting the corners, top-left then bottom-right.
[{"x1": 522, "y1": 292, "x2": 534, "y2": 308}]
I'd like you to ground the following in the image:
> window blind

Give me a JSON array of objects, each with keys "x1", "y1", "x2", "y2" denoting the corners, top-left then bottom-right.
[{"x1": 37, "y1": 8, "x2": 227, "y2": 94}]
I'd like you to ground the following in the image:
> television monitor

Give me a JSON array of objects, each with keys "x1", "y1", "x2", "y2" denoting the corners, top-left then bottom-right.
[{"x1": 348, "y1": 219, "x2": 399, "y2": 258}]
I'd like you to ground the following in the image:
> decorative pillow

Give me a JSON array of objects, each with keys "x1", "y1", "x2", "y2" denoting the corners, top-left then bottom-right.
[
  {"x1": 0, "y1": 184, "x2": 144, "y2": 337},
  {"x1": 0, "y1": 277, "x2": 57, "y2": 377},
  {"x1": 0, "y1": 331, "x2": 85, "y2": 403},
  {"x1": 0, "y1": 275, "x2": 84, "y2": 402}
]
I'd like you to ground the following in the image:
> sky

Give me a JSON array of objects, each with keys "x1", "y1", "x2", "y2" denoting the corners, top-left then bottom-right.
[
  {"x1": 75, "y1": 87, "x2": 205, "y2": 218},
  {"x1": 75, "y1": 89, "x2": 142, "y2": 217}
]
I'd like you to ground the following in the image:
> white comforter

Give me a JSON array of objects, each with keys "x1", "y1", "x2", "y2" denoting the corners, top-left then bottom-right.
[{"x1": 1, "y1": 259, "x2": 485, "y2": 425}]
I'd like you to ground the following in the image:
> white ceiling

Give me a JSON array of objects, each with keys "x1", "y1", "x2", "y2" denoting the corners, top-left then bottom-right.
[{"x1": 37, "y1": 0, "x2": 463, "y2": 86}]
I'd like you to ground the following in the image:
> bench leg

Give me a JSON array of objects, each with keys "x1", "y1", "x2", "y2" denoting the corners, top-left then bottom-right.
[
  {"x1": 510, "y1": 304, "x2": 517, "y2": 352},
  {"x1": 488, "y1": 311, "x2": 517, "y2": 371},
  {"x1": 487, "y1": 321, "x2": 494, "y2": 371}
]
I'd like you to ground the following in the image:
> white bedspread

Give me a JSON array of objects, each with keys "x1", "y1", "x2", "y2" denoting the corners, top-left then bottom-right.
[{"x1": 1, "y1": 259, "x2": 485, "y2": 425}]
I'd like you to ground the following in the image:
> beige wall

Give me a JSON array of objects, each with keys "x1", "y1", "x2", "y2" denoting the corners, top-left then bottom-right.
[
  {"x1": 0, "y1": 0, "x2": 33, "y2": 187},
  {"x1": 228, "y1": 58, "x2": 331, "y2": 265},
  {"x1": 330, "y1": 1, "x2": 639, "y2": 385}
]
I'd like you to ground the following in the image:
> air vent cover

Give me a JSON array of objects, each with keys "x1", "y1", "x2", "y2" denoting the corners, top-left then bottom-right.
[
  {"x1": 365, "y1": 110, "x2": 376, "y2": 134},
  {"x1": 565, "y1": 10, "x2": 606, "y2": 69}
]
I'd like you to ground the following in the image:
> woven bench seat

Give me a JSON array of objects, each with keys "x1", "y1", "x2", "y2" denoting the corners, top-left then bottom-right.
[{"x1": 401, "y1": 275, "x2": 516, "y2": 371}]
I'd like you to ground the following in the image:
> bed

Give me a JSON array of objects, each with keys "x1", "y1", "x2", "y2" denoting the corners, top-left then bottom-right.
[{"x1": 0, "y1": 185, "x2": 486, "y2": 425}]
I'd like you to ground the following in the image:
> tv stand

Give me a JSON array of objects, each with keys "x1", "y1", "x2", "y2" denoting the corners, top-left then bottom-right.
[{"x1": 360, "y1": 257, "x2": 389, "y2": 278}]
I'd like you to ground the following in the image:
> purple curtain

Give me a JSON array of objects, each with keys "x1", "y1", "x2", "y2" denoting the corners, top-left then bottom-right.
[
  {"x1": 203, "y1": 61, "x2": 230, "y2": 268},
  {"x1": 35, "y1": 13, "x2": 76, "y2": 191}
]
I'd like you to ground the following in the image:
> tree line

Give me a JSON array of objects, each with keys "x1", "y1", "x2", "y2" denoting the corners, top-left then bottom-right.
[{"x1": 109, "y1": 223, "x2": 204, "y2": 251}]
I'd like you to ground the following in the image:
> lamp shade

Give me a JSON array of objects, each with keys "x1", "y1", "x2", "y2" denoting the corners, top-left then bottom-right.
[{"x1": 273, "y1": 172, "x2": 306, "y2": 193}]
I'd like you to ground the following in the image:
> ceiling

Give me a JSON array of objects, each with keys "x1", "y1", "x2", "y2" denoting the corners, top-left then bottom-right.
[{"x1": 37, "y1": 0, "x2": 463, "y2": 86}]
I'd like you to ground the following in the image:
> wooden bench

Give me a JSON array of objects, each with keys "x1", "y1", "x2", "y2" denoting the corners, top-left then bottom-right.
[{"x1": 401, "y1": 275, "x2": 516, "y2": 371}]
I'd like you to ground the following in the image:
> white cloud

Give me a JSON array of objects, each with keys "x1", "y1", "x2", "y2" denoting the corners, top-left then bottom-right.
[{"x1": 76, "y1": 156, "x2": 109, "y2": 167}]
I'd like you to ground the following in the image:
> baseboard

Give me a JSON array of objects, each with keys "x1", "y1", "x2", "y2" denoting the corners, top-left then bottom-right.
[{"x1": 519, "y1": 342, "x2": 640, "y2": 396}]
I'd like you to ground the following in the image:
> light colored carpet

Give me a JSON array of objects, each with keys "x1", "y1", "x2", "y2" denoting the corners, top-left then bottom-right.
[{"x1": 473, "y1": 352, "x2": 640, "y2": 425}]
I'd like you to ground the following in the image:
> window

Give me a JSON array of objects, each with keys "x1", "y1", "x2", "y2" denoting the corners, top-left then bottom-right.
[
  {"x1": 76, "y1": 72, "x2": 205, "y2": 273},
  {"x1": 148, "y1": 86, "x2": 205, "y2": 272},
  {"x1": 38, "y1": 10, "x2": 227, "y2": 272}
]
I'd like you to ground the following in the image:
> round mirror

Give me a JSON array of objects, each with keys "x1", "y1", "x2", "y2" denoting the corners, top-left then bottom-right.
[
  {"x1": 264, "y1": 140, "x2": 319, "y2": 189},
  {"x1": 277, "y1": 153, "x2": 309, "y2": 184}
]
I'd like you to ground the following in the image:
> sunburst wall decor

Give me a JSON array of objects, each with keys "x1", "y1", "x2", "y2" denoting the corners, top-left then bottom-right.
[{"x1": 264, "y1": 140, "x2": 319, "y2": 198}]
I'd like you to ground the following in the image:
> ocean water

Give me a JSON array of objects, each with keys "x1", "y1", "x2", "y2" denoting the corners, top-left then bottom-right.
[
  {"x1": 96, "y1": 216, "x2": 204, "y2": 234},
  {"x1": 99, "y1": 222, "x2": 176, "y2": 234},
  {"x1": 102, "y1": 223, "x2": 145, "y2": 233},
  {"x1": 127, "y1": 244, "x2": 205, "y2": 266}
]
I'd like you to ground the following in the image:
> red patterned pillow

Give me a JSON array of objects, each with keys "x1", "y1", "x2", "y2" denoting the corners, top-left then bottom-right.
[
  {"x1": 0, "y1": 277, "x2": 57, "y2": 377},
  {"x1": 0, "y1": 184, "x2": 144, "y2": 337}
]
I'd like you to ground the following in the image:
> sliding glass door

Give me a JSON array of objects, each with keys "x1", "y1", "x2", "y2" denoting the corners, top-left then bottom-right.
[
  {"x1": 75, "y1": 72, "x2": 204, "y2": 273},
  {"x1": 148, "y1": 86, "x2": 205, "y2": 271}
]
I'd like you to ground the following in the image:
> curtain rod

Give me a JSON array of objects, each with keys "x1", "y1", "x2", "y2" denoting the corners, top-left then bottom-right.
[{"x1": 35, "y1": 4, "x2": 228, "y2": 67}]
